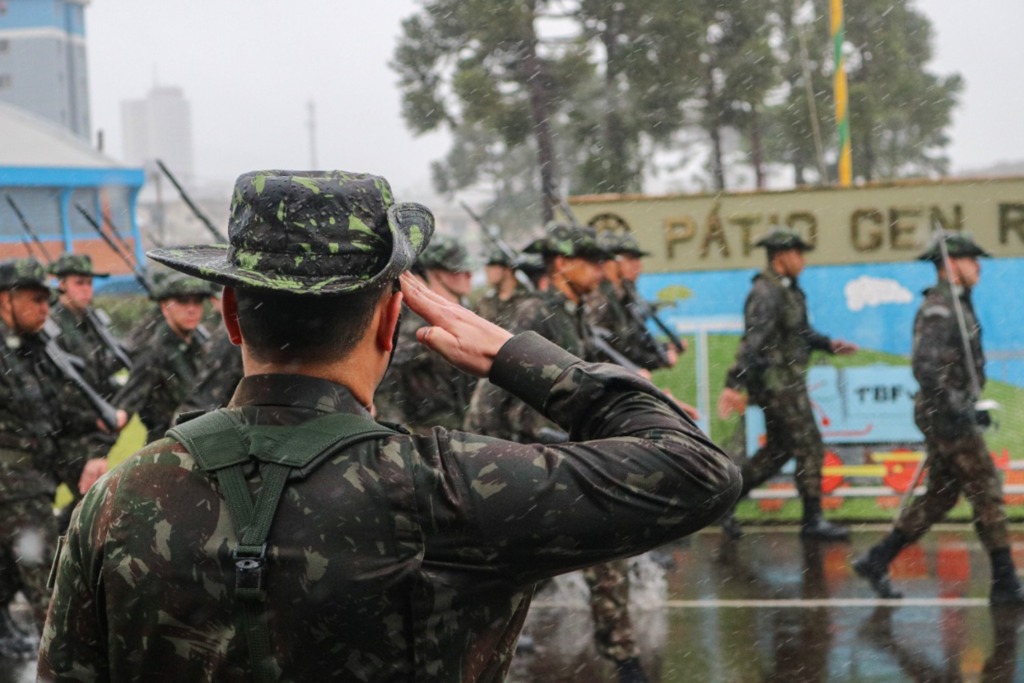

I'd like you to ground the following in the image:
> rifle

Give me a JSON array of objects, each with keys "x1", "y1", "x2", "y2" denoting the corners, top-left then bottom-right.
[
  {"x1": 155, "y1": 159, "x2": 228, "y2": 243},
  {"x1": 5, "y1": 195, "x2": 56, "y2": 263},
  {"x1": 463, "y1": 201, "x2": 644, "y2": 374},
  {"x1": 41, "y1": 319, "x2": 121, "y2": 431}
]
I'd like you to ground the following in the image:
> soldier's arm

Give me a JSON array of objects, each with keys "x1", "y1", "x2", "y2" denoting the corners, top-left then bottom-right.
[
  {"x1": 912, "y1": 304, "x2": 972, "y2": 416},
  {"x1": 114, "y1": 345, "x2": 160, "y2": 418},
  {"x1": 725, "y1": 282, "x2": 779, "y2": 390}
]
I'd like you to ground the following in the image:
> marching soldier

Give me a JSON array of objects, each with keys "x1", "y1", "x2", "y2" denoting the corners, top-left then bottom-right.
[
  {"x1": 0, "y1": 258, "x2": 125, "y2": 634},
  {"x1": 115, "y1": 272, "x2": 213, "y2": 443},
  {"x1": 47, "y1": 254, "x2": 129, "y2": 400},
  {"x1": 717, "y1": 226, "x2": 857, "y2": 541},
  {"x1": 854, "y1": 232, "x2": 1024, "y2": 605},
  {"x1": 474, "y1": 247, "x2": 529, "y2": 329},
  {"x1": 375, "y1": 234, "x2": 477, "y2": 433}
]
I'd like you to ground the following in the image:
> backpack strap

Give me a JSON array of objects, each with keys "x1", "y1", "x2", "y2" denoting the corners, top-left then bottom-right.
[{"x1": 167, "y1": 409, "x2": 397, "y2": 683}]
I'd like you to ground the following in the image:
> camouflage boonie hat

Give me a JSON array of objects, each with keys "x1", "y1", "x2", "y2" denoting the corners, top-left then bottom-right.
[
  {"x1": 754, "y1": 225, "x2": 814, "y2": 252},
  {"x1": 601, "y1": 232, "x2": 650, "y2": 258},
  {"x1": 418, "y1": 234, "x2": 472, "y2": 273},
  {"x1": 513, "y1": 252, "x2": 545, "y2": 275},
  {"x1": 152, "y1": 272, "x2": 216, "y2": 301},
  {"x1": 918, "y1": 231, "x2": 991, "y2": 262},
  {"x1": 147, "y1": 170, "x2": 434, "y2": 296},
  {"x1": 483, "y1": 247, "x2": 514, "y2": 267},
  {"x1": 0, "y1": 258, "x2": 51, "y2": 291},
  {"x1": 523, "y1": 223, "x2": 611, "y2": 260},
  {"x1": 48, "y1": 253, "x2": 109, "y2": 278}
]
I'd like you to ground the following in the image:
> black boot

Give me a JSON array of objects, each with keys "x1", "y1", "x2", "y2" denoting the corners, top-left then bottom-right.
[
  {"x1": 799, "y1": 497, "x2": 850, "y2": 541},
  {"x1": 853, "y1": 529, "x2": 908, "y2": 599},
  {"x1": 989, "y1": 547, "x2": 1024, "y2": 606},
  {"x1": 615, "y1": 657, "x2": 649, "y2": 683}
]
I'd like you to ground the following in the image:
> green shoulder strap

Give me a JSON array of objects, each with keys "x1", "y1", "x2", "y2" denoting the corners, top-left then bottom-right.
[{"x1": 167, "y1": 409, "x2": 397, "y2": 683}]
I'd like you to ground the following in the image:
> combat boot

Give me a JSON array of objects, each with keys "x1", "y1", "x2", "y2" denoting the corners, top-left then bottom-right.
[
  {"x1": 989, "y1": 548, "x2": 1024, "y2": 606},
  {"x1": 853, "y1": 529, "x2": 908, "y2": 599},
  {"x1": 615, "y1": 657, "x2": 649, "y2": 683},
  {"x1": 799, "y1": 497, "x2": 850, "y2": 541}
]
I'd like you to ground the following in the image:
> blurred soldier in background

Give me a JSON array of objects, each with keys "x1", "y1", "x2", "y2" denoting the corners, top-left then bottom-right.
[
  {"x1": 717, "y1": 226, "x2": 857, "y2": 542},
  {"x1": 47, "y1": 254, "x2": 129, "y2": 400},
  {"x1": 177, "y1": 287, "x2": 244, "y2": 416},
  {"x1": 116, "y1": 272, "x2": 213, "y2": 442},
  {"x1": 854, "y1": 232, "x2": 1024, "y2": 605},
  {"x1": 0, "y1": 258, "x2": 125, "y2": 644},
  {"x1": 587, "y1": 233, "x2": 676, "y2": 373},
  {"x1": 475, "y1": 247, "x2": 529, "y2": 329},
  {"x1": 375, "y1": 234, "x2": 477, "y2": 433}
]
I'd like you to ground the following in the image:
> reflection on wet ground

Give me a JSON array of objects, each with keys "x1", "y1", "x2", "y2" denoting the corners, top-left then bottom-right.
[
  {"x1": 511, "y1": 526, "x2": 1024, "y2": 682},
  {"x1": 4, "y1": 526, "x2": 1022, "y2": 682}
]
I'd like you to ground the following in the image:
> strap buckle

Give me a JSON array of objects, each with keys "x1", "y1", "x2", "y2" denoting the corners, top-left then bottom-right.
[{"x1": 232, "y1": 544, "x2": 267, "y2": 600}]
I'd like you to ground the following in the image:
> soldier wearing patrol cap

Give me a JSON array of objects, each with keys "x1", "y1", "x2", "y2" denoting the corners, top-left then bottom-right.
[
  {"x1": 114, "y1": 271, "x2": 215, "y2": 443},
  {"x1": 854, "y1": 231, "x2": 1024, "y2": 605},
  {"x1": 717, "y1": 226, "x2": 858, "y2": 541},
  {"x1": 474, "y1": 247, "x2": 528, "y2": 329},
  {"x1": 375, "y1": 233, "x2": 477, "y2": 433},
  {"x1": 0, "y1": 258, "x2": 126, "y2": 642},
  {"x1": 47, "y1": 254, "x2": 127, "y2": 400},
  {"x1": 38, "y1": 170, "x2": 739, "y2": 682}
]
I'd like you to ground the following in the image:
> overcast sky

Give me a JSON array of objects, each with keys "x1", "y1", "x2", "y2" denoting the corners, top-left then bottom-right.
[{"x1": 85, "y1": 0, "x2": 1024, "y2": 202}]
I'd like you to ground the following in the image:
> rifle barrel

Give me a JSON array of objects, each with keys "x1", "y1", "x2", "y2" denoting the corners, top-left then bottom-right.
[{"x1": 155, "y1": 160, "x2": 228, "y2": 243}]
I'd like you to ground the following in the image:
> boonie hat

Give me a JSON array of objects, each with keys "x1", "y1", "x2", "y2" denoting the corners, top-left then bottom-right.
[
  {"x1": 917, "y1": 231, "x2": 991, "y2": 262},
  {"x1": 418, "y1": 234, "x2": 472, "y2": 273},
  {"x1": 0, "y1": 258, "x2": 51, "y2": 292},
  {"x1": 152, "y1": 272, "x2": 216, "y2": 301},
  {"x1": 523, "y1": 223, "x2": 610, "y2": 260},
  {"x1": 754, "y1": 226, "x2": 814, "y2": 252},
  {"x1": 483, "y1": 247, "x2": 514, "y2": 268},
  {"x1": 48, "y1": 253, "x2": 109, "y2": 278},
  {"x1": 615, "y1": 233, "x2": 651, "y2": 258},
  {"x1": 148, "y1": 170, "x2": 434, "y2": 296}
]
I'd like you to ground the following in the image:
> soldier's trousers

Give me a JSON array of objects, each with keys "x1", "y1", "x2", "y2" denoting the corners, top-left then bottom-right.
[
  {"x1": 0, "y1": 495, "x2": 57, "y2": 626},
  {"x1": 895, "y1": 411, "x2": 1009, "y2": 550},
  {"x1": 583, "y1": 559, "x2": 639, "y2": 663},
  {"x1": 740, "y1": 386, "x2": 824, "y2": 501}
]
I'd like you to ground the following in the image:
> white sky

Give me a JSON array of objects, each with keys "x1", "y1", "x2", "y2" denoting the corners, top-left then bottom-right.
[{"x1": 85, "y1": 0, "x2": 1024, "y2": 201}]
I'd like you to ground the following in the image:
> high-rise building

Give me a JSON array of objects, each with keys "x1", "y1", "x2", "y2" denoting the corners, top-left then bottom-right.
[
  {"x1": 121, "y1": 85, "x2": 195, "y2": 186},
  {"x1": 0, "y1": 0, "x2": 91, "y2": 140}
]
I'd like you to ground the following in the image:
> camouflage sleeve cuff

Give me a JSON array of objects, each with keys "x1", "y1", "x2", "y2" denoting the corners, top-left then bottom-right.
[{"x1": 490, "y1": 331, "x2": 581, "y2": 415}]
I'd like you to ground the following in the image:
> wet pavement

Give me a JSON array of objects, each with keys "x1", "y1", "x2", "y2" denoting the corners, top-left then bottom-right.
[{"x1": 5, "y1": 525, "x2": 1023, "y2": 682}]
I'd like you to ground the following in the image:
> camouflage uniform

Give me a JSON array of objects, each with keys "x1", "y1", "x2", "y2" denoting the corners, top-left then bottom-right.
[
  {"x1": 0, "y1": 260, "x2": 109, "y2": 627},
  {"x1": 176, "y1": 322, "x2": 244, "y2": 415},
  {"x1": 475, "y1": 248, "x2": 530, "y2": 330},
  {"x1": 376, "y1": 235, "x2": 477, "y2": 434},
  {"x1": 38, "y1": 170, "x2": 740, "y2": 681},
  {"x1": 725, "y1": 267, "x2": 834, "y2": 500},
  {"x1": 115, "y1": 274, "x2": 212, "y2": 442}
]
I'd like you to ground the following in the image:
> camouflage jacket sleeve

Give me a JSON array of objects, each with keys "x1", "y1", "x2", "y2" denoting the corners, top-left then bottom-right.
[
  {"x1": 424, "y1": 331, "x2": 741, "y2": 580},
  {"x1": 114, "y1": 342, "x2": 162, "y2": 418},
  {"x1": 725, "y1": 279, "x2": 781, "y2": 391}
]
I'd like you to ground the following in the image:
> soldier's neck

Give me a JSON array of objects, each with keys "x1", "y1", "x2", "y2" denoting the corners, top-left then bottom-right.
[{"x1": 241, "y1": 346, "x2": 377, "y2": 408}]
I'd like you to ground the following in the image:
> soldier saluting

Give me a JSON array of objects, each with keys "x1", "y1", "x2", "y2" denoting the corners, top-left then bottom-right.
[
  {"x1": 717, "y1": 226, "x2": 857, "y2": 541},
  {"x1": 855, "y1": 232, "x2": 1024, "y2": 605}
]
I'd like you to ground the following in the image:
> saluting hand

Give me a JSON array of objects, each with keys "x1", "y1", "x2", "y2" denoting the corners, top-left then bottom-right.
[{"x1": 400, "y1": 272, "x2": 513, "y2": 378}]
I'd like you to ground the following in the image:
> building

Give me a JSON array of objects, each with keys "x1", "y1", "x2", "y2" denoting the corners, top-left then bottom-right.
[
  {"x1": 121, "y1": 85, "x2": 195, "y2": 186},
  {"x1": 0, "y1": 0, "x2": 91, "y2": 140},
  {"x1": 0, "y1": 101, "x2": 145, "y2": 293}
]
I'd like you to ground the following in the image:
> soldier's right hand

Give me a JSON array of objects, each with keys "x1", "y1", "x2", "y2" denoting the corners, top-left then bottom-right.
[{"x1": 400, "y1": 272, "x2": 513, "y2": 378}]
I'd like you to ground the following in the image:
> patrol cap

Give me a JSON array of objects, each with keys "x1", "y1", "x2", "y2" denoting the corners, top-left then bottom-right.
[
  {"x1": 754, "y1": 225, "x2": 814, "y2": 252},
  {"x1": 418, "y1": 234, "x2": 472, "y2": 273},
  {"x1": 917, "y1": 231, "x2": 991, "y2": 262},
  {"x1": 147, "y1": 170, "x2": 434, "y2": 296},
  {"x1": 616, "y1": 233, "x2": 650, "y2": 258},
  {"x1": 48, "y1": 253, "x2": 109, "y2": 278},
  {"x1": 523, "y1": 223, "x2": 611, "y2": 260},
  {"x1": 0, "y1": 258, "x2": 51, "y2": 292},
  {"x1": 483, "y1": 247, "x2": 514, "y2": 268},
  {"x1": 152, "y1": 272, "x2": 216, "y2": 301}
]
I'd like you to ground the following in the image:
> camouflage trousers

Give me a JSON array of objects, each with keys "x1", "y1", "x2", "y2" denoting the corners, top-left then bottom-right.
[
  {"x1": 0, "y1": 495, "x2": 58, "y2": 626},
  {"x1": 740, "y1": 386, "x2": 824, "y2": 501},
  {"x1": 896, "y1": 409, "x2": 1009, "y2": 551},
  {"x1": 583, "y1": 559, "x2": 639, "y2": 663}
]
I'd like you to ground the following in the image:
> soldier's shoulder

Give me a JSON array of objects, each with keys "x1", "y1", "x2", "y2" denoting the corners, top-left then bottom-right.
[{"x1": 918, "y1": 288, "x2": 953, "y2": 319}]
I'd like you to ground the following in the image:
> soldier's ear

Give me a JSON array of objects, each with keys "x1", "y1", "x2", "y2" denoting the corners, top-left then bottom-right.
[
  {"x1": 221, "y1": 287, "x2": 242, "y2": 346},
  {"x1": 376, "y1": 289, "x2": 403, "y2": 353}
]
